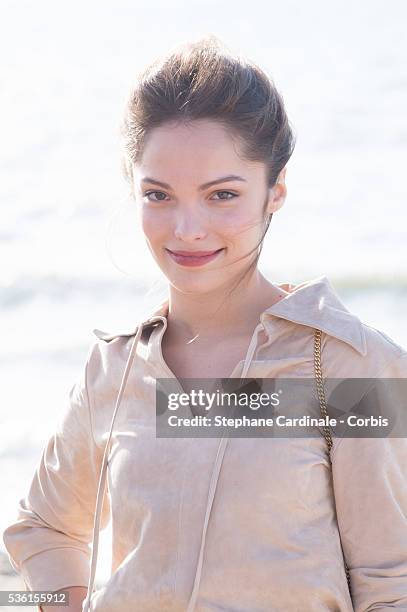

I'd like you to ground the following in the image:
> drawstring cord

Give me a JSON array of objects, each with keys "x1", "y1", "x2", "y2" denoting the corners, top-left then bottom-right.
[
  {"x1": 186, "y1": 322, "x2": 264, "y2": 612},
  {"x1": 82, "y1": 322, "x2": 144, "y2": 611},
  {"x1": 83, "y1": 317, "x2": 264, "y2": 612}
]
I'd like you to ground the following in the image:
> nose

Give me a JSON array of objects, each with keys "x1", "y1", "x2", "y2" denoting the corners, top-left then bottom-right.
[{"x1": 173, "y1": 209, "x2": 208, "y2": 242}]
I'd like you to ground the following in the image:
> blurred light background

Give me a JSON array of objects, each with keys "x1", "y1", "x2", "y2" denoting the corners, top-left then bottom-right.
[{"x1": 1, "y1": 0, "x2": 406, "y2": 591}]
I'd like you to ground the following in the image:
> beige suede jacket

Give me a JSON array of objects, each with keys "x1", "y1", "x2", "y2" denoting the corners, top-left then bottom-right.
[{"x1": 3, "y1": 275, "x2": 407, "y2": 612}]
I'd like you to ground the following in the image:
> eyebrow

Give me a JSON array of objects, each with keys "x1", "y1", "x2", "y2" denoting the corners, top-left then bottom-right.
[{"x1": 140, "y1": 175, "x2": 247, "y2": 191}]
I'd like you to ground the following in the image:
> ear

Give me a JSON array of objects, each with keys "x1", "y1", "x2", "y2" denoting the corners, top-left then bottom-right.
[{"x1": 266, "y1": 167, "x2": 287, "y2": 215}]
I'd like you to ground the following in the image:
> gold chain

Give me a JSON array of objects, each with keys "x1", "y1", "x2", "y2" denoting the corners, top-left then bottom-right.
[{"x1": 313, "y1": 329, "x2": 352, "y2": 597}]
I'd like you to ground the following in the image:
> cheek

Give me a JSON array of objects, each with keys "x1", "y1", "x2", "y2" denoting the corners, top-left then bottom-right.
[
  {"x1": 219, "y1": 209, "x2": 262, "y2": 243},
  {"x1": 140, "y1": 208, "x2": 169, "y2": 245},
  {"x1": 140, "y1": 213, "x2": 153, "y2": 237}
]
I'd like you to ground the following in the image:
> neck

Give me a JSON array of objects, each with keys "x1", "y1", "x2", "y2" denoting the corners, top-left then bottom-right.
[{"x1": 165, "y1": 269, "x2": 289, "y2": 342}]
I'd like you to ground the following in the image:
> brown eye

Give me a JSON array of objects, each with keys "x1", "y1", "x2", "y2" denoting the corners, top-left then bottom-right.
[
  {"x1": 144, "y1": 191, "x2": 168, "y2": 201},
  {"x1": 211, "y1": 191, "x2": 238, "y2": 200}
]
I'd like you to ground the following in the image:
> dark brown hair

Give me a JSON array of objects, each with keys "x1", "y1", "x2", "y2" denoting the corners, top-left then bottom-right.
[{"x1": 120, "y1": 35, "x2": 296, "y2": 300}]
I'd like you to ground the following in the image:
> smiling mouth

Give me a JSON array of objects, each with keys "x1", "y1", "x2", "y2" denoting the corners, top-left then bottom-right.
[{"x1": 165, "y1": 248, "x2": 225, "y2": 267}]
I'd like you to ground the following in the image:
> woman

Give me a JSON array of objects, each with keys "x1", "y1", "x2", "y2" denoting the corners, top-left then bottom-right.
[{"x1": 3, "y1": 36, "x2": 407, "y2": 612}]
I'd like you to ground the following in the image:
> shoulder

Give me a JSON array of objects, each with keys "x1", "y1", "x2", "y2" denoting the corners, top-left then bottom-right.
[
  {"x1": 83, "y1": 325, "x2": 142, "y2": 385},
  {"x1": 322, "y1": 319, "x2": 407, "y2": 378},
  {"x1": 361, "y1": 321, "x2": 407, "y2": 375}
]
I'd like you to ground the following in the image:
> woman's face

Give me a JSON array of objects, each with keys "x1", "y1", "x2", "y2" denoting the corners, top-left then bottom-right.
[{"x1": 132, "y1": 119, "x2": 286, "y2": 295}]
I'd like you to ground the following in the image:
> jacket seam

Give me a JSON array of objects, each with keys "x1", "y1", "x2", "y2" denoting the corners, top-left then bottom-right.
[
  {"x1": 362, "y1": 323, "x2": 407, "y2": 353},
  {"x1": 330, "y1": 348, "x2": 407, "y2": 459},
  {"x1": 84, "y1": 345, "x2": 98, "y2": 449},
  {"x1": 22, "y1": 545, "x2": 91, "y2": 566}
]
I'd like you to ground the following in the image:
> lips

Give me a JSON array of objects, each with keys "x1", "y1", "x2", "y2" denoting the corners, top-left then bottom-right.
[
  {"x1": 168, "y1": 249, "x2": 222, "y2": 256},
  {"x1": 165, "y1": 248, "x2": 224, "y2": 267}
]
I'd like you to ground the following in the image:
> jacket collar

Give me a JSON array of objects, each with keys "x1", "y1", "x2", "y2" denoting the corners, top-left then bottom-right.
[
  {"x1": 260, "y1": 275, "x2": 367, "y2": 356},
  {"x1": 94, "y1": 275, "x2": 367, "y2": 356}
]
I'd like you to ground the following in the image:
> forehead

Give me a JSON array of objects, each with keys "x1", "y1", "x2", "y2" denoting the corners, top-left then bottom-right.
[{"x1": 134, "y1": 119, "x2": 265, "y2": 183}]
